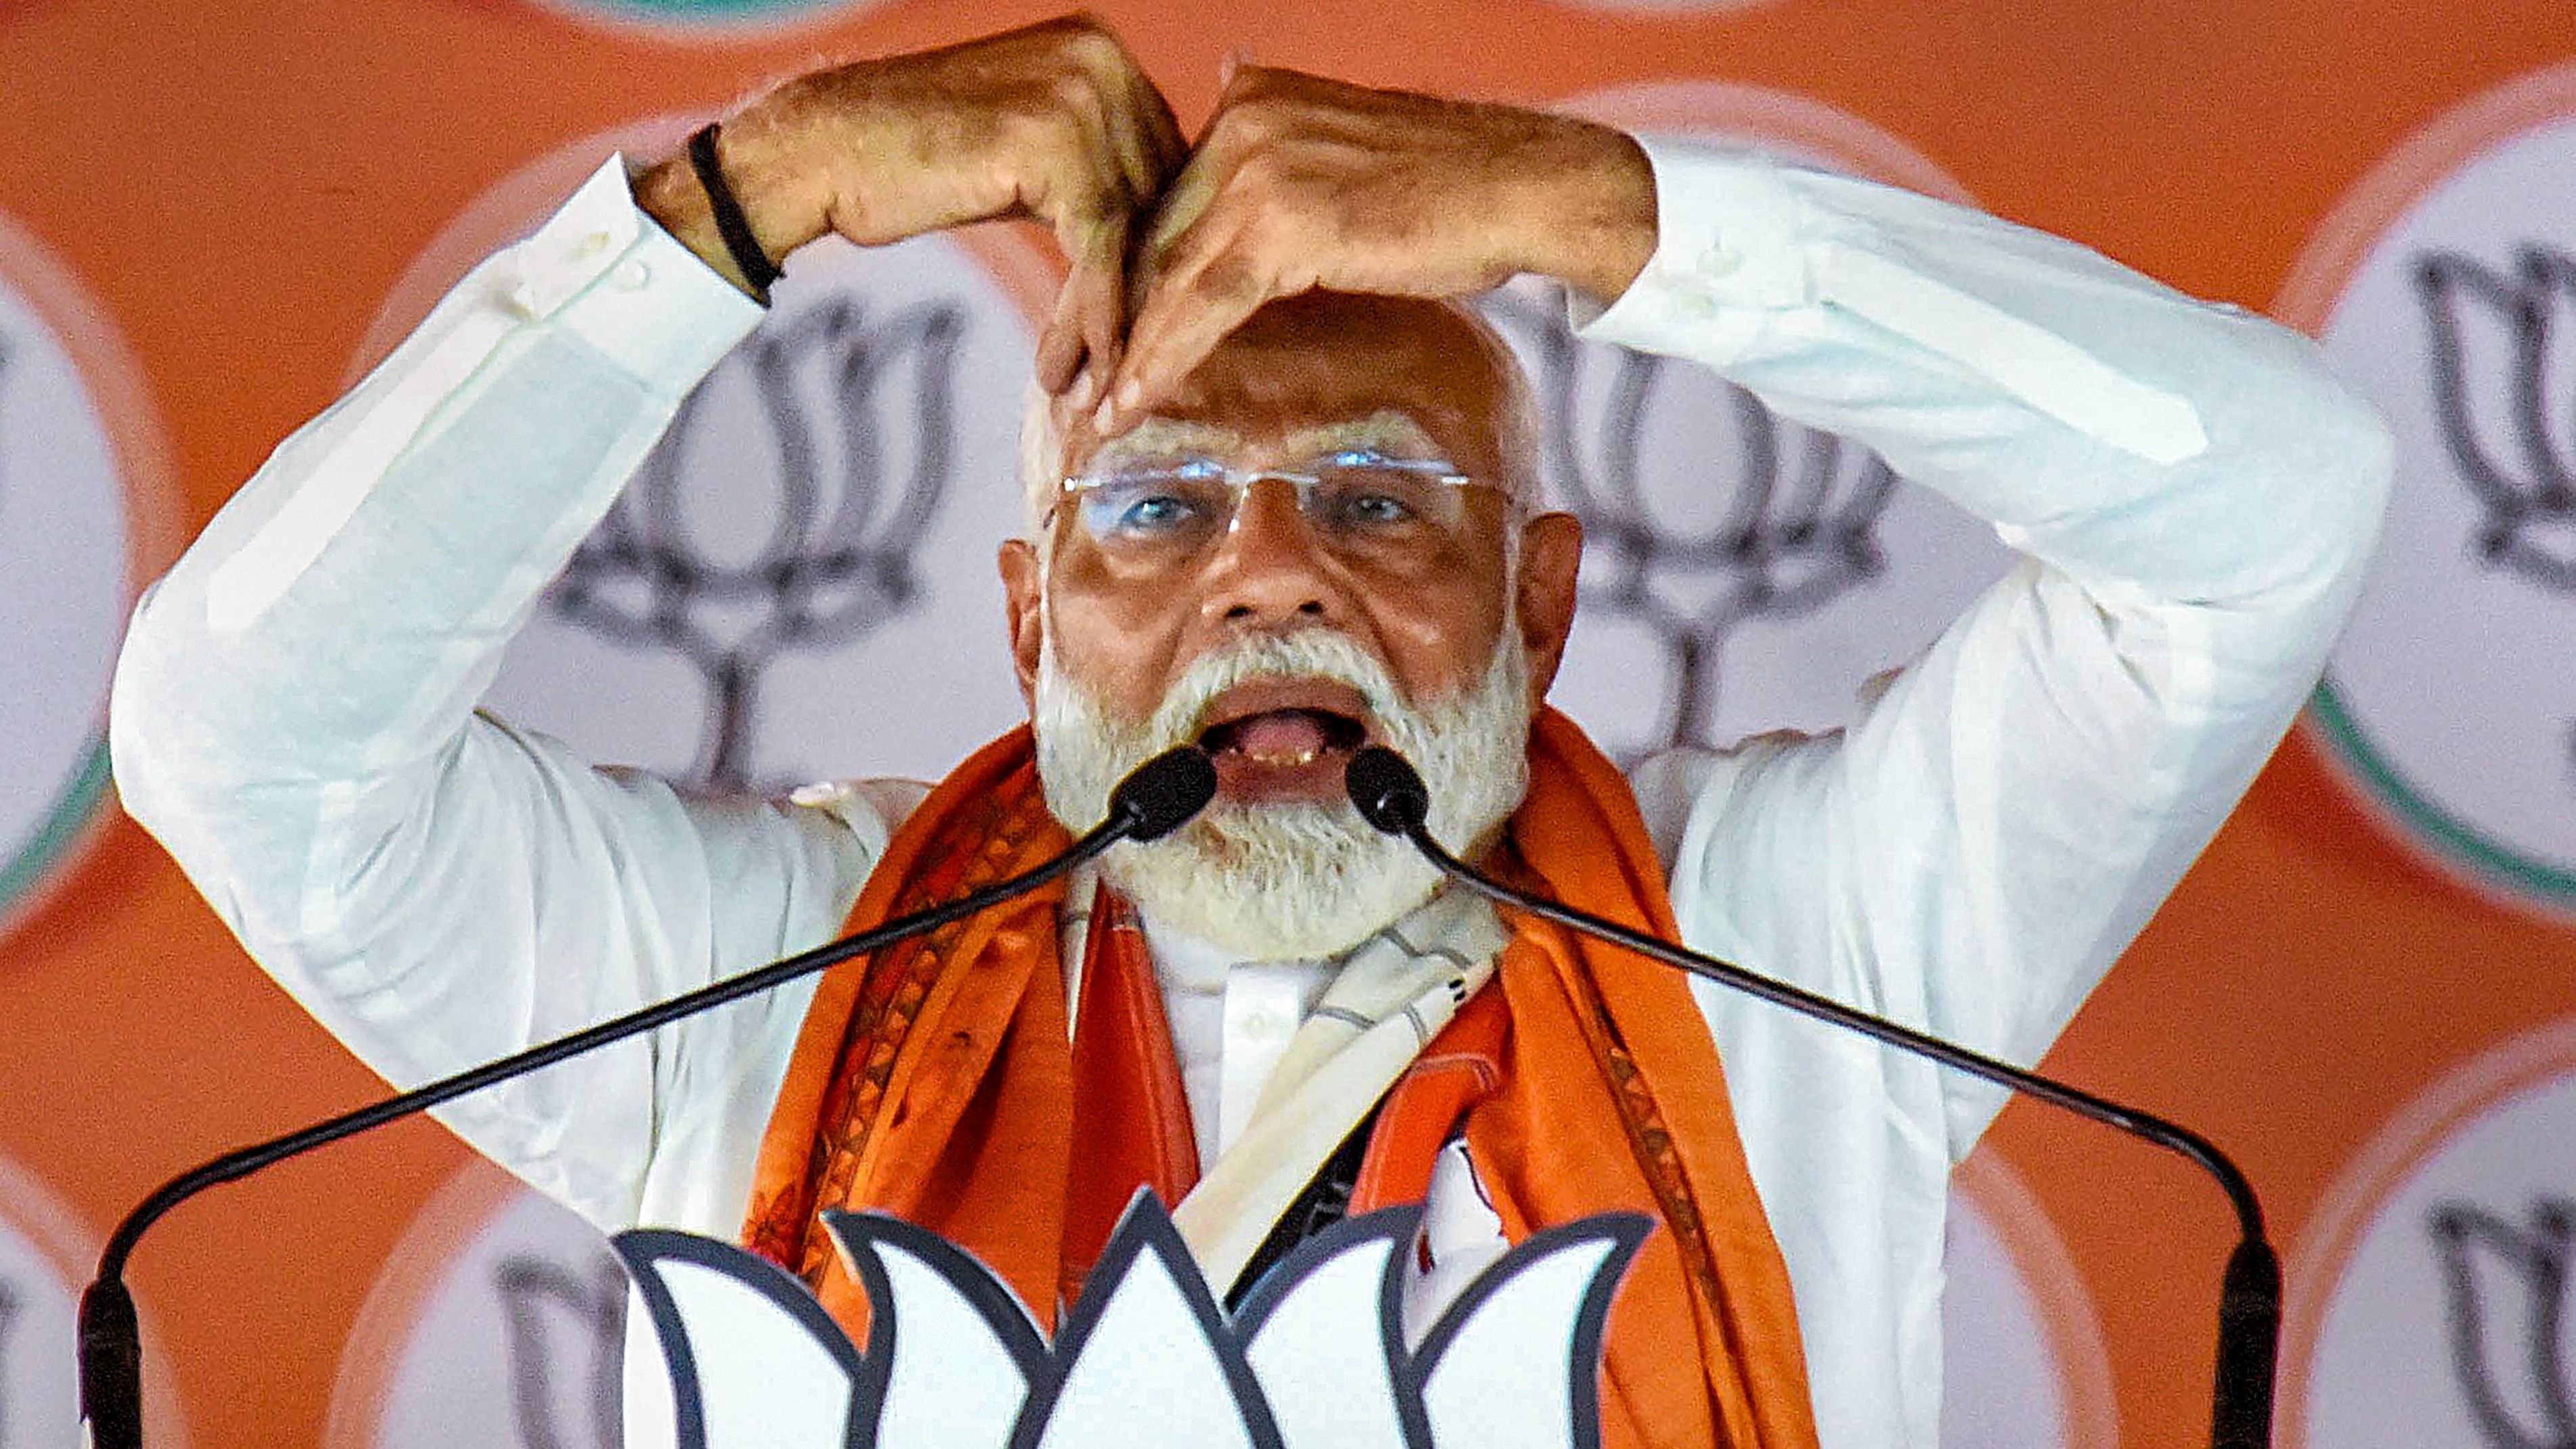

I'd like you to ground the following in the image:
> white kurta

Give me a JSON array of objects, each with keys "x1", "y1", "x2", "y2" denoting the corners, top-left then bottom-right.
[{"x1": 107, "y1": 138, "x2": 2391, "y2": 1449}]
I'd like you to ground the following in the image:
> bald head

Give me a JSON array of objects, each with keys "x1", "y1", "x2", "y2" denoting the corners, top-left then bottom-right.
[{"x1": 1023, "y1": 290, "x2": 1541, "y2": 532}]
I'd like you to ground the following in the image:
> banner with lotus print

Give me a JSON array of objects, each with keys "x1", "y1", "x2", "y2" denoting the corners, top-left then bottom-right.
[{"x1": 5, "y1": 4, "x2": 2576, "y2": 1449}]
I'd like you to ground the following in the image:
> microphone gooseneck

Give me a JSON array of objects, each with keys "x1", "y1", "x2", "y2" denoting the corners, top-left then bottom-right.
[
  {"x1": 1344, "y1": 744, "x2": 2281, "y2": 1449},
  {"x1": 78, "y1": 745, "x2": 1216, "y2": 1449}
]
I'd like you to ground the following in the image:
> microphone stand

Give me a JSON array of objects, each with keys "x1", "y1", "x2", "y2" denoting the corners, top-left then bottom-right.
[
  {"x1": 79, "y1": 746, "x2": 1216, "y2": 1449},
  {"x1": 1346, "y1": 746, "x2": 2280, "y2": 1449}
]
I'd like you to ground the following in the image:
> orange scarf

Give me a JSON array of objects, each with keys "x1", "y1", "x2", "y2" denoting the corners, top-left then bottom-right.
[{"x1": 743, "y1": 710, "x2": 1818, "y2": 1449}]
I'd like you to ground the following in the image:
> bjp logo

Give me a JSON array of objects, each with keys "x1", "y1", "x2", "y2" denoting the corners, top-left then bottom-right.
[
  {"x1": 325, "y1": 1165, "x2": 637, "y2": 1449},
  {"x1": 2283, "y1": 72, "x2": 2576, "y2": 915},
  {"x1": 616, "y1": 1198, "x2": 1646, "y2": 1449},
  {"x1": 2428, "y1": 1198, "x2": 2576, "y2": 1448},
  {"x1": 2283, "y1": 1021, "x2": 2576, "y2": 1449},
  {"x1": 2416, "y1": 245, "x2": 2576, "y2": 596},
  {"x1": 541, "y1": 294, "x2": 968, "y2": 792},
  {"x1": 1471, "y1": 91, "x2": 2013, "y2": 762},
  {"x1": 452, "y1": 225, "x2": 1042, "y2": 790},
  {"x1": 1482, "y1": 284, "x2": 1908, "y2": 757},
  {"x1": 490, "y1": 1253, "x2": 626, "y2": 1449}
]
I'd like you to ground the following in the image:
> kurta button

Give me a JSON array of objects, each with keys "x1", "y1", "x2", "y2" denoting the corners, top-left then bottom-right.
[
  {"x1": 1701, "y1": 246, "x2": 1744, "y2": 278},
  {"x1": 613, "y1": 259, "x2": 651, "y2": 291}
]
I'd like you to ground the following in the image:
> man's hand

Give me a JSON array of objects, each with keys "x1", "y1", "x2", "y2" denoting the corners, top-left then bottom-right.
[
  {"x1": 637, "y1": 16, "x2": 1186, "y2": 396},
  {"x1": 1096, "y1": 66, "x2": 1658, "y2": 434}
]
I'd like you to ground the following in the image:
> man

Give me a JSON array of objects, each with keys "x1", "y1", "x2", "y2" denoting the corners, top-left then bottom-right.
[{"x1": 108, "y1": 16, "x2": 2391, "y2": 1448}]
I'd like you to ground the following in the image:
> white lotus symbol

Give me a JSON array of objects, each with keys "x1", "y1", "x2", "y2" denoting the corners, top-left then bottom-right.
[{"x1": 613, "y1": 1195, "x2": 1646, "y2": 1449}]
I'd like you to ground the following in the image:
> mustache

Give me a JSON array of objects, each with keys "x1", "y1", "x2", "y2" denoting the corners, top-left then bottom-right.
[{"x1": 1138, "y1": 630, "x2": 1409, "y2": 754}]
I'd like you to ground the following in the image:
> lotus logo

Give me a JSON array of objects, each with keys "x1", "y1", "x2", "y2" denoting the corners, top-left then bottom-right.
[
  {"x1": 615, "y1": 1196, "x2": 1646, "y2": 1449},
  {"x1": 546, "y1": 296, "x2": 965, "y2": 791},
  {"x1": 494, "y1": 1253, "x2": 627, "y2": 1449},
  {"x1": 2415, "y1": 246, "x2": 2576, "y2": 594},
  {"x1": 2429, "y1": 1198, "x2": 2576, "y2": 1448},
  {"x1": 1480, "y1": 289, "x2": 1895, "y2": 754}
]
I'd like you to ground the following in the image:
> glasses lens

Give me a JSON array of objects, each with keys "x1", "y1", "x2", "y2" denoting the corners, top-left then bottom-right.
[
  {"x1": 1064, "y1": 453, "x2": 1477, "y2": 567},
  {"x1": 1072, "y1": 461, "x2": 1232, "y2": 557},
  {"x1": 1305, "y1": 455, "x2": 1469, "y2": 536}
]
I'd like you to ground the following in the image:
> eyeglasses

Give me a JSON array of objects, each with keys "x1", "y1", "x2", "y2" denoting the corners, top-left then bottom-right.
[{"x1": 1054, "y1": 450, "x2": 1496, "y2": 569}]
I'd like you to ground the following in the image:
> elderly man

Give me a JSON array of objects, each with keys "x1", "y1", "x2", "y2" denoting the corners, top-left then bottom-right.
[{"x1": 108, "y1": 16, "x2": 2389, "y2": 1449}]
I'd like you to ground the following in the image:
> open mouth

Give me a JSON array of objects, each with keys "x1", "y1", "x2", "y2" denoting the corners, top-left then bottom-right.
[
  {"x1": 1196, "y1": 707, "x2": 1369, "y2": 767},
  {"x1": 1190, "y1": 679, "x2": 1375, "y2": 800}
]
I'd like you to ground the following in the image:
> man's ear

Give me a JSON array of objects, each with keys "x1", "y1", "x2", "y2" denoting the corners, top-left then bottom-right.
[
  {"x1": 1515, "y1": 511, "x2": 1582, "y2": 709},
  {"x1": 998, "y1": 538, "x2": 1045, "y2": 710}
]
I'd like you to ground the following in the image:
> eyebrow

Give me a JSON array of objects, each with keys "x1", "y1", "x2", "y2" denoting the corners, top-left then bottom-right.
[
  {"x1": 1083, "y1": 418, "x2": 1242, "y2": 466},
  {"x1": 1082, "y1": 410, "x2": 1455, "y2": 471},
  {"x1": 1288, "y1": 411, "x2": 1451, "y2": 461}
]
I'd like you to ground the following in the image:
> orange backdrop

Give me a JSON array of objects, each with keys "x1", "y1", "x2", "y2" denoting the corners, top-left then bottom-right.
[{"x1": 3, "y1": 0, "x2": 2575, "y2": 1445}]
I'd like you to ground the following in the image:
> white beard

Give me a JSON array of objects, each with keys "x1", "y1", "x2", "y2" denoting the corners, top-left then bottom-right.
[{"x1": 1033, "y1": 628, "x2": 1532, "y2": 960}]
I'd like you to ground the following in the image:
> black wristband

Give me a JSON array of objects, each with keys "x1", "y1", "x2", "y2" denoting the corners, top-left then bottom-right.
[{"x1": 687, "y1": 123, "x2": 783, "y2": 301}]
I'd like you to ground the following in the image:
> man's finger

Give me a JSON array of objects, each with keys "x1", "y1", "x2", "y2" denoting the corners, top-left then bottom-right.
[
  {"x1": 1039, "y1": 210, "x2": 1130, "y2": 395},
  {"x1": 1035, "y1": 292, "x2": 1085, "y2": 396},
  {"x1": 1132, "y1": 124, "x2": 1252, "y2": 289},
  {"x1": 1100, "y1": 237, "x2": 1273, "y2": 433},
  {"x1": 1127, "y1": 70, "x2": 1189, "y2": 190}
]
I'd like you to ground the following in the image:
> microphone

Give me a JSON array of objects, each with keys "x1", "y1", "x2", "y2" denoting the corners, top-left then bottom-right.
[
  {"x1": 78, "y1": 745, "x2": 1217, "y2": 1449},
  {"x1": 1346, "y1": 745, "x2": 2280, "y2": 1449}
]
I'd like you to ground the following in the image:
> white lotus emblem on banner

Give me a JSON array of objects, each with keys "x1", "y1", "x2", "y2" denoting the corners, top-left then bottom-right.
[{"x1": 614, "y1": 1196, "x2": 1646, "y2": 1449}]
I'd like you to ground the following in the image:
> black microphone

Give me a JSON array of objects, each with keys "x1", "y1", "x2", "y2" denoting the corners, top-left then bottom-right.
[
  {"x1": 78, "y1": 745, "x2": 1216, "y2": 1449},
  {"x1": 1346, "y1": 745, "x2": 2281, "y2": 1449}
]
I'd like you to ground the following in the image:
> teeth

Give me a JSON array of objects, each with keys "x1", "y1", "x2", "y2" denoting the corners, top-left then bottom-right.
[{"x1": 1243, "y1": 744, "x2": 1320, "y2": 767}]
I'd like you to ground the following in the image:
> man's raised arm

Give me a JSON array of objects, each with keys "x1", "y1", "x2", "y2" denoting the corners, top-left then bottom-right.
[
  {"x1": 1094, "y1": 74, "x2": 2388, "y2": 1131},
  {"x1": 1094, "y1": 77, "x2": 2387, "y2": 1449},
  {"x1": 1581, "y1": 142, "x2": 2392, "y2": 1138},
  {"x1": 108, "y1": 17, "x2": 1183, "y2": 1232}
]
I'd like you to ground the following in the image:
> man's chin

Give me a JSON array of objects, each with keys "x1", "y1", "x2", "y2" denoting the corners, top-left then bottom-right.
[
  {"x1": 1100, "y1": 806, "x2": 1444, "y2": 961},
  {"x1": 1032, "y1": 620, "x2": 1536, "y2": 959}
]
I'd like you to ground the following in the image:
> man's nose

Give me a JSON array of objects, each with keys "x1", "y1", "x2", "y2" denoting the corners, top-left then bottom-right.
[{"x1": 1199, "y1": 478, "x2": 1344, "y2": 626}]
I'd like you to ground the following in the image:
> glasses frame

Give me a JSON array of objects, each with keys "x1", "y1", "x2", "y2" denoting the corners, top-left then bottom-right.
[{"x1": 1049, "y1": 452, "x2": 1487, "y2": 544}]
